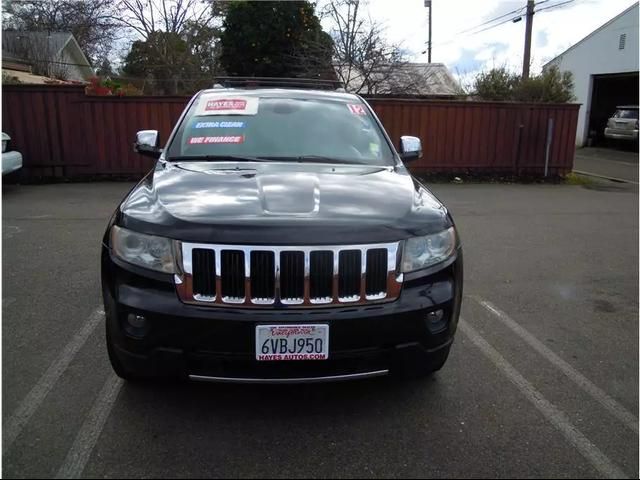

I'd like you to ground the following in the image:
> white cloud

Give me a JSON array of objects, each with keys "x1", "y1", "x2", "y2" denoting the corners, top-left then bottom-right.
[{"x1": 362, "y1": 0, "x2": 638, "y2": 80}]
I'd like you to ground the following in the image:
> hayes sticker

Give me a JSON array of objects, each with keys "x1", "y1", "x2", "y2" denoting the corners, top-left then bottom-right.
[
  {"x1": 347, "y1": 104, "x2": 367, "y2": 115},
  {"x1": 194, "y1": 121, "x2": 245, "y2": 129},
  {"x1": 188, "y1": 136, "x2": 245, "y2": 144},
  {"x1": 206, "y1": 99, "x2": 246, "y2": 111},
  {"x1": 196, "y1": 95, "x2": 259, "y2": 116}
]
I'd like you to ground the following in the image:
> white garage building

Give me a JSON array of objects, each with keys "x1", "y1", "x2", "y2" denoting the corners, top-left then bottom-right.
[{"x1": 544, "y1": 2, "x2": 639, "y2": 146}]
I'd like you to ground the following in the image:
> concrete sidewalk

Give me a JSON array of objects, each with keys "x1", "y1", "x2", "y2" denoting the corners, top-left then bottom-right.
[{"x1": 574, "y1": 147, "x2": 638, "y2": 183}]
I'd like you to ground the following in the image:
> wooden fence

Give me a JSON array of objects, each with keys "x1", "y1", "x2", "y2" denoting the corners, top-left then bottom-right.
[{"x1": 2, "y1": 85, "x2": 579, "y2": 180}]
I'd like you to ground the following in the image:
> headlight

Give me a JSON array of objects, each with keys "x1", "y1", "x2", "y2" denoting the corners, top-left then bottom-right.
[
  {"x1": 2, "y1": 140, "x2": 7, "y2": 153},
  {"x1": 111, "y1": 225, "x2": 177, "y2": 273},
  {"x1": 401, "y1": 227, "x2": 456, "y2": 272}
]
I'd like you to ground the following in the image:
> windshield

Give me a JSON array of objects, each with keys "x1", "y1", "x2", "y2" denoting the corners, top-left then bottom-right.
[
  {"x1": 167, "y1": 94, "x2": 395, "y2": 166},
  {"x1": 613, "y1": 109, "x2": 639, "y2": 119}
]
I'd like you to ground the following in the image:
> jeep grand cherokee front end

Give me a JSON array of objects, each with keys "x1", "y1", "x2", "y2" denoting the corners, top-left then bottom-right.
[{"x1": 101, "y1": 82, "x2": 463, "y2": 383}]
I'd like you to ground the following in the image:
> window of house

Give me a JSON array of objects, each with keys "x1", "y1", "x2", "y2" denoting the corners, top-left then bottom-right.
[{"x1": 619, "y1": 33, "x2": 626, "y2": 50}]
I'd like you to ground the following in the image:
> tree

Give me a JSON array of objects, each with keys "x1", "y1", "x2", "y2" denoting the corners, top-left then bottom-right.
[
  {"x1": 123, "y1": 31, "x2": 200, "y2": 94},
  {"x1": 473, "y1": 67, "x2": 518, "y2": 101},
  {"x1": 117, "y1": 0, "x2": 220, "y2": 38},
  {"x1": 218, "y1": 1, "x2": 334, "y2": 78},
  {"x1": 515, "y1": 66, "x2": 575, "y2": 103},
  {"x1": 2, "y1": 0, "x2": 120, "y2": 65},
  {"x1": 322, "y1": 0, "x2": 411, "y2": 94},
  {"x1": 117, "y1": 0, "x2": 224, "y2": 94},
  {"x1": 473, "y1": 66, "x2": 575, "y2": 103}
]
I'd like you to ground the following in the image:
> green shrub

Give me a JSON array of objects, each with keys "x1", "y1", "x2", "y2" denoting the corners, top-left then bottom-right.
[
  {"x1": 473, "y1": 65, "x2": 575, "y2": 103},
  {"x1": 473, "y1": 67, "x2": 519, "y2": 101}
]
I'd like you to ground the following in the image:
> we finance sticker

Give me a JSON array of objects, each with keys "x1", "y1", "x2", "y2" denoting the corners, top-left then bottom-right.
[
  {"x1": 194, "y1": 121, "x2": 245, "y2": 129},
  {"x1": 196, "y1": 95, "x2": 259, "y2": 116},
  {"x1": 188, "y1": 136, "x2": 245, "y2": 145}
]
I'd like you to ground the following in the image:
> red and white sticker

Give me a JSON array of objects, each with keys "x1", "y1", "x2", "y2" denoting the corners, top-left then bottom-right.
[
  {"x1": 347, "y1": 103, "x2": 367, "y2": 115},
  {"x1": 188, "y1": 135, "x2": 245, "y2": 144},
  {"x1": 196, "y1": 94, "x2": 259, "y2": 116}
]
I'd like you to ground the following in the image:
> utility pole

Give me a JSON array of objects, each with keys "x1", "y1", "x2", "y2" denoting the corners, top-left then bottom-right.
[
  {"x1": 522, "y1": 0, "x2": 535, "y2": 79},
  {"x1": 425, "y1": 0, "x2": 432, "y2": 63}
]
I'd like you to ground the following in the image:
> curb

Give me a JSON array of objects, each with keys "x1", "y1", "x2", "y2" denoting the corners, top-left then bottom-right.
[{"x1": 572, "y1": 170, "x2": 639, "y2": 185}]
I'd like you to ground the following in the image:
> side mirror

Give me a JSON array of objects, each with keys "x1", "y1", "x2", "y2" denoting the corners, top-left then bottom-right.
[
  {"x1": 134, "y1": 130, "x2": 162, "y2": 159},
  {"x1": 399, "y1": 135, "x2": 422, "y2": 162}
]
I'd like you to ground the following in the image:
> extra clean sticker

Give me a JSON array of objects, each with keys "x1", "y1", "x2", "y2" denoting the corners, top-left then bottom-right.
[
  {"x1": 194, "y1": 121, "x2": 245, "y2": 129},
  {"x1": 188, "y1": 136, "x2": 245, "y2": 144},
  {"x1": 347, "y1": 104, "x2": 367, "y2": 115},
  {"x1": 196, "y1": 95, "x2": 259, "y2": 116}
]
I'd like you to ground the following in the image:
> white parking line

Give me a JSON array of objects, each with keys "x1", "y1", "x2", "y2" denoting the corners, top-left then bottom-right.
[
  {"x1": 460, "y1": 320, "x2": 628, "y2": 479},
  {"x1": 55, "y1": 373, "x2": 124, "y2": 479},
  {"x1": 3, "y1": 308, "x2": 104, "y2": 454},
  {"x1": 469, "y1": 295, "x2": 639, "y2": 434}
]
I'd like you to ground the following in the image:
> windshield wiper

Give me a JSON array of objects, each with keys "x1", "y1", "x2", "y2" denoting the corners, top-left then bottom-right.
[{"x1": 169, "y1": 155, "x2": 269, "y2": 162}]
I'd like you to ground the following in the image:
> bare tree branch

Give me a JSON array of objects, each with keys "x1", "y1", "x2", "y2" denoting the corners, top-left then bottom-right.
[{"x1": 321, "y1": 0, "x2": 437, "y2": 95}]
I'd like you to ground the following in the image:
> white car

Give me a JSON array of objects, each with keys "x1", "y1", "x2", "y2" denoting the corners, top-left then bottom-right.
[{"x1": 2, "y1": 132, "x2": 23, "y2": 175}]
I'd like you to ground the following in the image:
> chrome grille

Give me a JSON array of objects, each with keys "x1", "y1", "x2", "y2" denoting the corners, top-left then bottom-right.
[{"x1": 176, "y1": 242, "x2": 403, "y2": 308}]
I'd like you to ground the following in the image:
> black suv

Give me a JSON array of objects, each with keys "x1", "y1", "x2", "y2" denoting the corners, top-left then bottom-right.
[{"x1": 101, "y1": 81, "x2": 463, "y2": 383}]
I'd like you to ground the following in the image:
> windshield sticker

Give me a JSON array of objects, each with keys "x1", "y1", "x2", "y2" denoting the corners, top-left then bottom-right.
[
  {"x1": 194, "y1": 121, "x2": 245, "y2": 129},
  {"x1": 347, "y1": 104, "x2": 367, "y2": 115},
  {"x1": 196, "y1": 95, "x2": 259, "y2": 116},
  {"x1": 188, "y1": 135, "x2": 245, "y2": 145}
]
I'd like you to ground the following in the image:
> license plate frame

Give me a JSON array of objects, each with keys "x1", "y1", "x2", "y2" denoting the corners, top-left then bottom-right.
[{"x1": 255, "y1": 324, "x2": 329, "y2": 361}]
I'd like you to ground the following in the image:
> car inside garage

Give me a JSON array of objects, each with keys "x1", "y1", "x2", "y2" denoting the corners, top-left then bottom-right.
[{"x1": 587, "y1": 72, "x2": 639, "y2": 146}]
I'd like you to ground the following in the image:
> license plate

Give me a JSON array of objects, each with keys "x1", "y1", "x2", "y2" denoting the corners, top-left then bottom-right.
[{"x1": 255, "y1": 324, "x2": 329, "y2": 361}]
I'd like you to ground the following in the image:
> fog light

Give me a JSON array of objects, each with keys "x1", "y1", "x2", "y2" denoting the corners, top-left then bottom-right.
[
  {"x1": 426, "y1": 309, "x2": 444, "y2": 324},
  {"x1": 127, "y1": 313, "x2": 147, "y2": 329},
  {"x1": 425, "y1": 309, "x2": 446, "y2": 334}
]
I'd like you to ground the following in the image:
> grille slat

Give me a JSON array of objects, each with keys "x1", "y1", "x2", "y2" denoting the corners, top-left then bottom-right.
[
  {"x1": 250, "y1": 251, "x2": 275, "y2": 300},
  {"x1": 221, "y1": 250, "x2": 245, "y2": 300},
  {"x1": 184, "y1": 243, "x2": 399, "y2": 307},
  {"x1": 280, "y1": 251, "x2": 305, "y2": 301},
  {"x1": 366, "y1": 248, "x2": 388, "y2": 297},
  {"x1": 310, "y1": 251, "x2": 333, "y2": 300},
  {"x1": 192, "y1": 249, "x2": 216, "y2": 298},
  {"x1": 338, "y1": 250, "x2": 362, "y2": 300}
]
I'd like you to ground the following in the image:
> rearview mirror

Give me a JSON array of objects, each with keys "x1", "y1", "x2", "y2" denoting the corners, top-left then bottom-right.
[
  {"x1": 134, "y1": 130, "x2": 162, "y2": 159},
  {"x1": 399, "y1": 135, "x2": 422, "y2": 162}
]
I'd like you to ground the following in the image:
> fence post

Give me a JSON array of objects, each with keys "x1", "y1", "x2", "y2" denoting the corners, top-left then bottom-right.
[
  {"x1": 515, "y1": 124, "x2": 524, "y2": 177},
  {"x1": 544, "y1": 117, "x2": 554, "y2": 177}
]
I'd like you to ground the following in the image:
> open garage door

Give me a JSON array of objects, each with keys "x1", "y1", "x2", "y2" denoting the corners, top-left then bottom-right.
[{"x1": 587, "y1": 72, "x2": 639, "y2": 146}]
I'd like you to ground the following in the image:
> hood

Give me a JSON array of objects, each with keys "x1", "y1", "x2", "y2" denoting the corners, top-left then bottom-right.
[{"x1": 117, "y1": 161, "x2": 451, "y2": 244}]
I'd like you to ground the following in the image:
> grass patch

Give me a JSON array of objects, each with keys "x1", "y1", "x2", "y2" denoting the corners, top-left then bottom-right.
[{"x1": 564, "y1": 172, "x2": 594, "y2": 185}]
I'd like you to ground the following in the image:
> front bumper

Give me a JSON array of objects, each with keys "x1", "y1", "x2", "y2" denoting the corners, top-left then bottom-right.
[
  {"x1": 102, "y1": 247, "x2": 463, "y2": 382},
  {"x1": 604, "y1": 128, "x2": 639, "y2": 141}
]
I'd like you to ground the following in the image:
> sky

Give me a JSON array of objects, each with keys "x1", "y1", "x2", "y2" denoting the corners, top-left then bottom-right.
[{"x1": 355, "y1": 0, "x2": 638, "y2": 88}]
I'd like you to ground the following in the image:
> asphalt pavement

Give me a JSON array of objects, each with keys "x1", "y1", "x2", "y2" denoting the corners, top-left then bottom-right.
[
  {"x1": 2, "y1": 179, "x2": 638, "y2": 478},
  {"x1": 574, "y1": 147, "x2": 639, "y2": 184}
]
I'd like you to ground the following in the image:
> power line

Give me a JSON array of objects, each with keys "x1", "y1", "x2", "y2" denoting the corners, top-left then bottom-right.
[
  {"x1": 535, "y1": 0, "x2": 576, "y2": 14},
  {"x1": 426, "y1": 4, "x2": 526, "y2": 46},
  {"x1": 426, "y1": 0, "x2": 577, "y2": 49}
]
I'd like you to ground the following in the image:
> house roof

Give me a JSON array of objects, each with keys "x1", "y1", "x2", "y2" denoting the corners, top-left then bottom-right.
[
  {"x1": 3, "y1": 31, "x2": 74, "y2": 56},
  {"x1": 337, "y1": 62, "x2": 461, "y2": 96},
  {"x1": 2, "y1": 30, "x2": 93, "y2": 77},
  {"x1": 543, "y1": 2, "x2": 639, "y2": 68}
]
